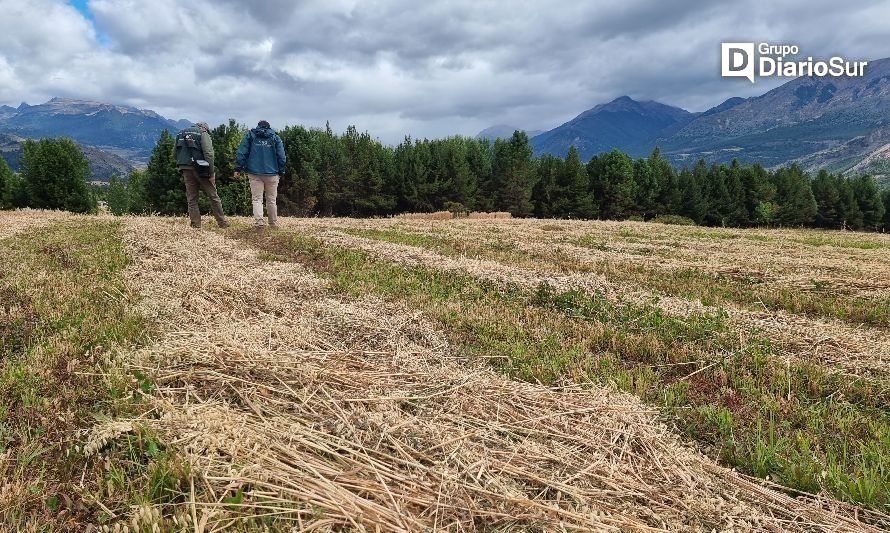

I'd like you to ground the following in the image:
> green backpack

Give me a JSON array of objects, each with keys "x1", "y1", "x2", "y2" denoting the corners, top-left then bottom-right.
[{"x1": 175, "y1": 127, "x2": 211, "y2": 177}]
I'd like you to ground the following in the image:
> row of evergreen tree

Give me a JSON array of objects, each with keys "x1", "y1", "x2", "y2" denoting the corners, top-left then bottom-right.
[{"x1": 1, "y1": 122, "x2": 888, "y2": 231}]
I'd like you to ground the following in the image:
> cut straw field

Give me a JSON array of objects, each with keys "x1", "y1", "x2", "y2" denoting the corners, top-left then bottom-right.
[{"x1": 1, "y1": 212, "x2": 889, "y2": 530}]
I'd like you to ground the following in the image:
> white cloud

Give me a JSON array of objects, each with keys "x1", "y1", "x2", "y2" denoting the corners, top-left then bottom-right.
[{"x1": 0, "y1": 0, "x2": 887, "y2": 143}]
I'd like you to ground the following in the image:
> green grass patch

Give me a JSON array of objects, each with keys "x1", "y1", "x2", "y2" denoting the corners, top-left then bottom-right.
[
  {"x1": 343, "y1": 226, "x2": 531, "y2": 265},
  {"x1": 791, "y1": 234, "x2": 890, "y2": 250},
  {"x1": 230, "y1": 227, "x2": 890, "y2": 511},
  {"x1": 0, "y1": 220, "x2": 186, "y2": 529},
  {"x1": 687, "y1": 229, "x2": 740, "y2": 240},
  {"x1": 343, "y1": 227, "x2": 445, "y2": 250},
  {"x1": 591, "y1": 262, "x2": 889, "y2": 327},
  {"x1": 650, "y1": 214, "x2": 696, "y2": 226},
  {"x1": 558, "y1": 244, "x2": 887, "y2": 327}
]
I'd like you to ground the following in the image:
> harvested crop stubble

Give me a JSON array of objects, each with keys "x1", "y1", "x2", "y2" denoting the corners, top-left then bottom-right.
[
  {"x1": 467, "y1": 211, "x2": 512, "y2": 219},
  {"x1": 341, "y1": 217, "x2": 887, "y2": 297},
  {"x1": 393, "y1": 211, "x2": 455, "y2": 220},
  {"x1": 0, "y1": 209, "x2": 78, "y2": 240},
  {"x1": 448, "y1": 220, "x2": 890, "y2": 300},
  {"x1": 86, "y1": 216, "x2": 885, "y2": 531},
  {"x1": 292, "y1": 222, "x2": 890, "y2": 377}
]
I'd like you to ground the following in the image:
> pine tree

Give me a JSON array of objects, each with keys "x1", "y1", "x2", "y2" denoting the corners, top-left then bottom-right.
[
  {"x1": 279, "y1": 125, "x2": 321, "y2": 216},
  {"x1": 633, "y1": 157, "x2": 658, "y2": 219},
  {"x1": 20, "y1": 138, "x2": 96, "y2": 213},
  {"x1": 466, "y1": 138, "x2": 492, "y2": 212},
  {"x1": 804, "y1": 171, "x2": 858, "y2": 229},
  {"x1": 836, "y1": 177, "x2": 861, "y2": 229},
  {"x1": 772, "y1": 164, "x2": 816, "y2": 227},
  {"x1": 554, "y1": 146, "x2": 595, "y2": 218},
  {"x1": 882, "y1": 189, "x2": 890, "y2": 231},
  {"x1": 850, "y1": 175, "x2": 885, "y2": 230},
  {"x1": 741, "y1": 163, "x2": 775, "y2": 224},
  {"x1": 317, "y1": 123, "x2": 347, "y2": 216},
  {"x1": 341, "y1": 126, "x2": 391, "y2": 216},
  {"x1": 678, "y1": 164, "x2": 707, "y2": 224},
  {"x1": 725, "y1": 160, "x2": 749, "y2": 226},
  {"x1": 211, "y1": 119, "x2": 250, "y2": 215},
  {"x1": 0, "y1": 156, "x2": 12, "y2": 209},
  {"x1": 391, "y1": 136, "x2": 421, "y2": 213},
  {"x1": 144, "y1": 130, "x2": 185, "y2": 215},
  {"x1": 106, "y1": 174, "x2": 129, "y2": 215},
  {"x1": 126, "y1": 169, "x2": 148, "y2": 214},
  {"x1": 703, "y1": 163, "x2": 731, "y2": 226},
  {"x1": 438, "y1": 136, "x2": 478, "y2": 212},
  {"x1": 532, "y1": 154, "x2": 560, "y2": 218},
  {"x1": 588, "y1": 149, "x2": 635, "y2": 220},
  {"x1": 410, "y1": 140, "x2": 437, "y2": 212},
  {"x1": 649, "y1": 149, "x2": 680, "y2": 216},
  {"x1": 491, "y1": 131, "x2": 534, "y2": 216}
]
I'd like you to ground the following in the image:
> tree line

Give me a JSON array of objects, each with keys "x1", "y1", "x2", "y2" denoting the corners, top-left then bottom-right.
[{"x1": 1, "y1": 122, "x2": 888, "y2": 231}]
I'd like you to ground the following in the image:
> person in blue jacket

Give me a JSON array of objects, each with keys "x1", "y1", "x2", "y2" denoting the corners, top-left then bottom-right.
[{"x1": 235, "y1": 120, "x2": 287, "y2": 228}]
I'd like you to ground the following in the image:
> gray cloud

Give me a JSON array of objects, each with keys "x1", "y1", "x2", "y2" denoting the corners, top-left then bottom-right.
[{"x1": 0, "y1": 0, "x2": 887, "y2": 143}]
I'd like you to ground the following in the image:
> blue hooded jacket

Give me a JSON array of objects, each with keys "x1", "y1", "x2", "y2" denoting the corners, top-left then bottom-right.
[{"x1": 235, "y1": 126, "x2": 286, "y2": 176}]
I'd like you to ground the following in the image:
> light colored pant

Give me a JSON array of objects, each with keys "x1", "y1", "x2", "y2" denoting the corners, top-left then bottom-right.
[{"x1": 248, "y1": 174, "x2": 279, "y2": 227}]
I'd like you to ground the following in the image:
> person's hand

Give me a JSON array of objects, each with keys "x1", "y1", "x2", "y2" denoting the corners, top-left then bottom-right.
[{"x1": 208, "y1": 175, "x2": 216, "y2": 186}]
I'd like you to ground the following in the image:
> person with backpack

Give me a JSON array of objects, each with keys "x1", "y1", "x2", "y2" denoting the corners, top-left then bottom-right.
[
  {"x1": 235, "y1": 120, "x2": 287, "y2": 228},
  {"x1": 174, "y1": 122, "x2": 230, "y2": 229}
]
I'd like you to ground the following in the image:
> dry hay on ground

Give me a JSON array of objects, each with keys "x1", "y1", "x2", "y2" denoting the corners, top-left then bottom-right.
[
  {"x1": 82, "y1": 216, "x2": 885, "y2": 531},
  {"x1": 328, "y1": 217, "x2": 890, "y2": 301},
  {"x1": 443, "y1": 219, "x2": 890, "y2": 301},
  {"x1": 467, "y1": 211, "x2": 512, "y2": 219},
  {"x1": 281, "y1": 221, "x2": 890, "y2": 378},
  {"x1": 393, "y1": 211, "x2": 455, "y2": 220},
  {"x1": 392, "y1": 211, "x2": 513, "y2": 221},
  {"x1": 0, "y1": 209, "x2": 79, "y2": 240}
]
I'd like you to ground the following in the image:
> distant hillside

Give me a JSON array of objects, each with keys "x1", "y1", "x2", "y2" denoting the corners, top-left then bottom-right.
[
  {"x1": 530, "y1": 96, "x2": 696, "y2": 161},
  {"x1": 0, "y1": 132, "x2": 134, "y2": 181},
  {"x1": 476, "y1": 125, "x2": 543, "y2": 142},
  {"x1": 531, "y1": 58, "x2": 890, "y2": 175},
  {"x1": 0, "y1": 98, "x2": 188, "y2": 161},
  {"x1": 660, "y1": 58, "x2": 890, "y2": 170},
  {"x1": 0, "y1": 105, "x2": 17, "y2": 120}
]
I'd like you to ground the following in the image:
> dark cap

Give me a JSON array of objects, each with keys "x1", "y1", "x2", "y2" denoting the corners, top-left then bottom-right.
[{"x1": 258, "y1": 120, "x2": 271, "y2": 129}]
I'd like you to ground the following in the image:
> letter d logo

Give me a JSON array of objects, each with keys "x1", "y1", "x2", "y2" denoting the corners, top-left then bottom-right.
[{"x1": 722, "y1": 42, "x2": 755, "y2": 83}]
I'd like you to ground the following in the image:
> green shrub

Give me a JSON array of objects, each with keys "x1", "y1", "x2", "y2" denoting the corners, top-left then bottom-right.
[{"x1": 652, "y1": 214, "x2": 696, "y2": 226}]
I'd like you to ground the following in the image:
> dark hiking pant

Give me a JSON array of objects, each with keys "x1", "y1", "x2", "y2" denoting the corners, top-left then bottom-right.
[{"x1": 181, "y1": 168, "x2": 228, "y2": 228}]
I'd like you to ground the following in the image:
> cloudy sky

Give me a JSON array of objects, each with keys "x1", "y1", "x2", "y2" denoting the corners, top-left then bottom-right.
[{"x1": 1, "y1": 0, "x2": 888, "y2": 143}]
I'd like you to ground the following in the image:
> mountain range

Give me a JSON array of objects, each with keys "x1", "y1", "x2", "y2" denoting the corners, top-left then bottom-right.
[
  {"x1": 476, "y1": 125, "x2": 543, "y2": 142},
  {"x1": 482, "y1": 57, "x2": 890, "y2": 180},
  {"x1": 0, "y1": 131, "x2": 135, "y2": 182},
  {"x1": 0, "y1": 97, "x2": 191, "y2": 181},
  {"x1": 3, "y1": 59, "x2": 889, "y2": 184}
]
